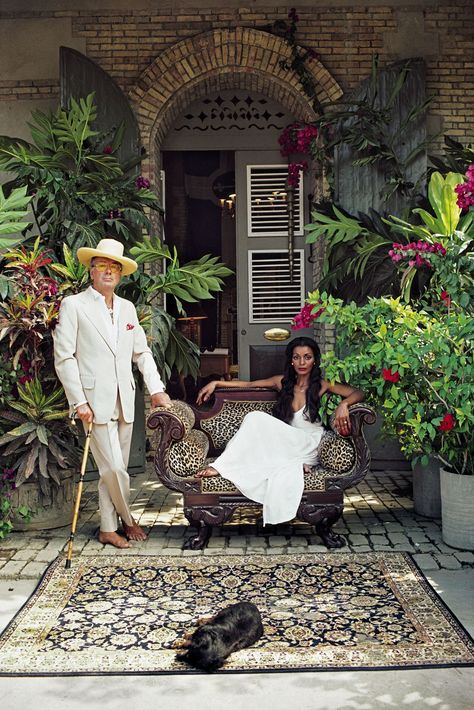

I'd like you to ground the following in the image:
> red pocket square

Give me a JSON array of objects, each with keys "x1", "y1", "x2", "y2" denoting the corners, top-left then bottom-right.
[{"x1": 126, "y1": 323, "x2": 135, "y2": 330}]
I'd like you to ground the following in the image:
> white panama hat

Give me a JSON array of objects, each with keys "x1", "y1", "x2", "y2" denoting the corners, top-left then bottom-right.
[{"x1": 77, "y1": 238, "x2": 138, "y2": 276}]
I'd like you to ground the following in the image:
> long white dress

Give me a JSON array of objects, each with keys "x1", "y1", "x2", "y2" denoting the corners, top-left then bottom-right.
[{"x1": 211, "y1": 407, "x2": 325, "y2": 525}]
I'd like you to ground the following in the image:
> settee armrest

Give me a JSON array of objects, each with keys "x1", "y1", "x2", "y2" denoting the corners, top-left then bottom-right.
[
  {"x1": 322, "y1": 404, "x2": 376, "y2": 490},
  {"x1": 147, "y1": 400, "x2": 207, "y2": 494}
]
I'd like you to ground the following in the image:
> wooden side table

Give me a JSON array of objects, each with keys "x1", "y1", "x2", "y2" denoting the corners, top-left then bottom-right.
[{"x1": 200, "y1": 350, "x2": 231, "y2": 379}]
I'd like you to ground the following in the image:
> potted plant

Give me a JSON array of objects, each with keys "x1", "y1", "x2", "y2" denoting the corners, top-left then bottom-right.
[
  {"x1": 0, "y1": 96, "x2": 233, "y2": 534},
  {"x1": 298, "y1": 169, "x2": 474, "y2": 548}
]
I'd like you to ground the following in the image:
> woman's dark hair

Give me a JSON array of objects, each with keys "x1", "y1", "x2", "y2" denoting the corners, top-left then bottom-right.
[{"x1": 273, "y1": 337, "x2": 322, "y2": 424}]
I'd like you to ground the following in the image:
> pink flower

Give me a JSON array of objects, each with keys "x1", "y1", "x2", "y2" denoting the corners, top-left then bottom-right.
[
  {"x1": 292, "y1": 303, "x2": 324, "y2": 330},
  {"x1": 126, "y1": 323, "x2": 135, "y2": 331},
  {"x1": 438, "y1": 413, "x2": 455, "y2": 432}
]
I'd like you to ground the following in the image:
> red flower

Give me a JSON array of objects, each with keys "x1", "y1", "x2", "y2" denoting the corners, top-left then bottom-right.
[
  {"x1": 126, "y1": 323, "x2": 135, "y2": 331},
  {"x1": 102, "y1": 145, "x2": 113, "y2": 154},
  {"x1": 382, "y1": 368, "x2": 400, "y2": 383},
  {"x1": 440, "y1": 290, "x2": 451, "y2": 307},
  {"x1": 438, "y1": 413, "x2": 456, "y2": 432}
]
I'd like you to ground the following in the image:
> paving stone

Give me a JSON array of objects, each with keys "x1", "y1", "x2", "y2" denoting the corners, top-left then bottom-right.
[
  {"x1": 454, "y1": 551, "x2": 474, "y2": 563},
  {"x1": 266, "y1": 547, "x2": 287, "y2": 555},
  {"x1": 288, "y1": 538, "x2": 308, "y2": 547},
  {"x1": 305, "y1": 545, "x2": 328, "y2": 553},
  {"x1": 348, "y1": 534, "x2": 368, "y2": 545},
  {"x1": 166, "y1": 538, "x2": 184, "y2": 548},
  {"x1": 0, "y1": 560, "x2": 26, "y2": 578},
  {"x1": 34, "y1": 548, "x2": 62, "y2": 563},
  {"x1": 207, "y1": 537, "x2": 227, "y2": 549},
  {"x1": 368, "y1": 535, "x2": 389, "y2": 545},
  {"x1": 10, "y1": 549, "x2": 38, "y2": 561},
  {"x1": 20, "y1": 561, "x2": 48, "y2": 578},
  {"x1": 387, "y1": 533, "x2": 407, "y2": 544},
  {"x1": 393, "y1": 544, "x2": 416, "y2": 552},
  {"x1": 412, "y1": 554, "x2": 440, "y2": 570},
  {"x1": 434, "y1": 554, "x2": 462, "y2": 570},
  {"x1": 267, "y1": 536, "x2": 287, "y2": 547},
  {"x1": 160, "y1": 548, "x2": 183, "y2": 556},
  {"x1": 350, "y1": 545, "x2": 372, "y2": 552}
]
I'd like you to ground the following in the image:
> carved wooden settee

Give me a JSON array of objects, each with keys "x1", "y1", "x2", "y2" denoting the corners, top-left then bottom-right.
[{"x1": 147, "y1": 388, "x2": 376, "y2": 550}]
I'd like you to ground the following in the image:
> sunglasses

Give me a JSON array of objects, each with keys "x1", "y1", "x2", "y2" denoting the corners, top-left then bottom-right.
[{"x1": 92, "y1": 261, "x2": 122, "y2": 273}]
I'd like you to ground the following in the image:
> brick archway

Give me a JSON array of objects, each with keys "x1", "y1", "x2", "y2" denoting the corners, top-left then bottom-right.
[{"x1": 128, "y1": 27, "x2": 342, "y2": 177}]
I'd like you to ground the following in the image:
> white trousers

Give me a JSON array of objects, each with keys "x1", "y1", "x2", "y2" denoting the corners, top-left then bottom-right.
[{"x1": 83, "y1": 398, "x2": 134, "y2": 532}]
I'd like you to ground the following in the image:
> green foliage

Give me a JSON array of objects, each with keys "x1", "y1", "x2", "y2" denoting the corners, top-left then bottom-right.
[
  {"x1": 0, "y1": 93, "x2": 233, "y2": 380},
  {"x1": 385, "y1": 172, "x2": 474, "y2": 304},
  {"x1": 429, "y1": 135, "x2": 474, "y2": 176},
  {"x1": 308, "y1": 291, "x2": 474, "y2": 475},
  {"x1": 305, "y1": 204, "x2": 398, "y2": 300},
  {"x1": 0, "y1": 379, "x2": 79, "y2": 499},
  {"x1": 0, "y1": 93, "x2": 162, "y2": 253},
  {"x1": 0, "y1": 467, "x2": 33, "y2": 540},
  {"x1": 0, "y1": 185, "x2": 32, "y2": 253}
]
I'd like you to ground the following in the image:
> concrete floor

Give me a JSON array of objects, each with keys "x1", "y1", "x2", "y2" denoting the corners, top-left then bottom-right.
[{"x1": 0, "y1": 569, "x2": 473, "y2": 710}]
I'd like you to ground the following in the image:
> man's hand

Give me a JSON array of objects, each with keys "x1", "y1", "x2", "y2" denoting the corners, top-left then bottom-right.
[
  {"x1": 75, "y1": 403, "x2": 94, "y2": 424},
  {"x1": 151, "y1": 392, "x2": 172, "y2": 409}
]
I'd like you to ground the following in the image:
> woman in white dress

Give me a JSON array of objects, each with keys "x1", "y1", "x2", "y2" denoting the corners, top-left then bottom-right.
[{"x1": 195, "y1": 337, "x2": 365, "y2": 525}]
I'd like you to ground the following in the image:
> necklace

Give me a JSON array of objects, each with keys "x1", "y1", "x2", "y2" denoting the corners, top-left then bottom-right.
[{"x1": 296, "y1": 384, "x2": 308, "y2": 392}]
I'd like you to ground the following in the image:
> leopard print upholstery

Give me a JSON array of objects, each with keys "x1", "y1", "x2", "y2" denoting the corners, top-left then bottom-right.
[
  {"x1": 167, "y1": 429, "x2": 209, "y2": 478},
  {"x1": 199, "y1": 464, "x2": 332, "y2": 494},
  {"x1": 200, "y1": 400, "x2": 275, "y2": 449},
  {"x1": 162, "y1": 399, "x2": 355, "y2": 487},
  {"x1": 317, "y1": 431, "x2": 355, "y2": 473}
]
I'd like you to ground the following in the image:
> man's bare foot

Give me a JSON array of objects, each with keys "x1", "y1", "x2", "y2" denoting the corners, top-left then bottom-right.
[
  {"x1": 122, "y1": 518, "x2": 147, "y2": 541},
  {"x1": 195, "y1": 466, "x2": 218, "y2": 478},
  {"x1": 98, "y1": 531, "x2": 130, "y2": 549}
]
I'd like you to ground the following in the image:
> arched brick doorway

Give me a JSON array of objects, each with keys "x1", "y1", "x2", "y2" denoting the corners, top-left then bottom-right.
[{"x1": 129, "y1": 29, "x2": 342, "y2": 380}]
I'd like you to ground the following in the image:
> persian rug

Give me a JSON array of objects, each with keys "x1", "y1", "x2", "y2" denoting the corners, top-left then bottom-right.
[{"x1": 0, "y1": 552, "x2": 473, "y2": 675}]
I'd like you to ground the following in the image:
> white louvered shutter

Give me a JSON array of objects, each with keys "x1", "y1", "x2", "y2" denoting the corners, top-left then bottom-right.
[
  {"x1": 248, "y1": 249, "x2": 305, "y2": 322},
  {"x1": 247, "y1": 165, "x2": 304, "y2": 236}
]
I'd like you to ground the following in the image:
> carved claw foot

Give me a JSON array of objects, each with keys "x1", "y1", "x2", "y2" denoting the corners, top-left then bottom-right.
[
  {"x1": 316, "y1": 524, "x2": 347, "y2": 549},
  {"x1": 183, "y1": 524, "x2": 212, "y2": 550}
]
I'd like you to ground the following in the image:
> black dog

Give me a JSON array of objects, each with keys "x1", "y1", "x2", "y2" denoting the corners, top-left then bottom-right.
[{"x1": 175, "y1": 601, "x2": 264, "y2": 672}]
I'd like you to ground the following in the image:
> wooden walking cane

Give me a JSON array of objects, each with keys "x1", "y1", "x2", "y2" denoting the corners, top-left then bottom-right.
[{"x1": 65, "y1": 422, "x2": 93, "y2": 569}]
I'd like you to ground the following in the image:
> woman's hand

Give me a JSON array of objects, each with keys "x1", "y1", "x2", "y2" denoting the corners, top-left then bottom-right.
[
  {"x1": 334, "y1": 402, "x2": 351, "y2": 436},
  {"x1": 196, "y1": 381, "x2": 217, "y2": 405}
]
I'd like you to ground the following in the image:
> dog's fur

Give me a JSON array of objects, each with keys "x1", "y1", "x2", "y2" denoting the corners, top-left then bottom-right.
[{"x1": 175, "y1": 601, "x2": 264, "y2": 672}]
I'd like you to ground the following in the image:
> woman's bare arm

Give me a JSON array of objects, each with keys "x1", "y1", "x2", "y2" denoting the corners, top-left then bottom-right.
[
  {"x1": 320, "y1": 380, "x2": 365, "y2": 435},
  {"x1": 197, "y1": 375, "x2": 283, "y2": 405}
]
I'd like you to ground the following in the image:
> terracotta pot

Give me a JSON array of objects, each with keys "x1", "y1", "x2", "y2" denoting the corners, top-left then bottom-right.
[
  {"x1": 10, "y1": 470, "x2": 74, "y2": 531},
  {"x1": 440, "y1": 467, "x2": 474, "y2": 551},
  {"x1": 413, "y1": 458, "x2": 441, "y2": 518}
]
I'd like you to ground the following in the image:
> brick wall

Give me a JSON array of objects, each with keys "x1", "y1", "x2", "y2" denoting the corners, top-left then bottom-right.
[{"x1": 1, "y1": 3, "x2": 472, "y2": 143}]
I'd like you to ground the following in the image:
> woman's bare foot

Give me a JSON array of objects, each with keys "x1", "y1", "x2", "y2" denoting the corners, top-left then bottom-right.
[
  {"x1": 122, "y1": 519, "x2": 147, "y2": 541},
  {"x1": 98, "y1": 531, "x2": 130, "y2": 549},
  {"x1": 303, "y1": 463, "x2": 313, "y2": 474},
  {"x1": 195, "y1": 466, "x2": 218, "y2": 478}
]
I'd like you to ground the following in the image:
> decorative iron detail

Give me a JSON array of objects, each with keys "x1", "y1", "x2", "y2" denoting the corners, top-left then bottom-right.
[{"x1": 172, "y1": 92, "x2": 291, "y2": 133}]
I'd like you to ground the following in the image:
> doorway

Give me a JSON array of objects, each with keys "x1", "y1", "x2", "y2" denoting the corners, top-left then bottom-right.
[{"x1": 162, "y1": 150, "x2": 237, "y2": 393}]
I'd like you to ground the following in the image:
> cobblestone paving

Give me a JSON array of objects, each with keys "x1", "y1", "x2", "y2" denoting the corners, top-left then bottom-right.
[{"x1": 1, "y1": 467, "x2": 473, "y2": 579}]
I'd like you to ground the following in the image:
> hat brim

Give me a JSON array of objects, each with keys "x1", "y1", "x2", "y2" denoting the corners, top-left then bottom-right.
[{"x1": 77, "y1": 247, "x2": 138, "y2": 276}]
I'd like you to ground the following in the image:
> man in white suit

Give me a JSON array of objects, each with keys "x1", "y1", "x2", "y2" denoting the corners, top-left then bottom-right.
[{"x1": 54, "y1": 238, "x2": 171, "y2": 548}]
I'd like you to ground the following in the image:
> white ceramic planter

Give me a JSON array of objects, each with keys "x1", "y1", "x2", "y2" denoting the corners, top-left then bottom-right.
[{"x1": 440, "y1": 467, "x2": 474, "y2": 550}]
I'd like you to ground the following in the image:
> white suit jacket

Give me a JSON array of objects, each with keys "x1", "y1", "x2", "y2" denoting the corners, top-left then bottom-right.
[{"x1": 53, "y1": 287, "x2": 165, "y2": 424}]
